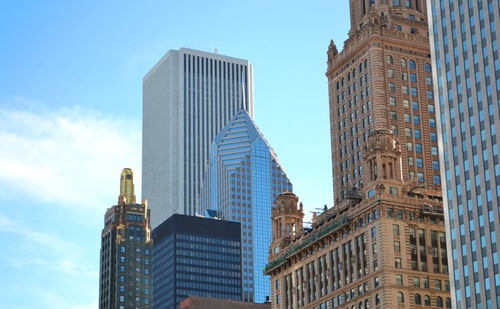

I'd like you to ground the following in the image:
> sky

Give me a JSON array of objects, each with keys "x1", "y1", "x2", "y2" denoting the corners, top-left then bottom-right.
[{"x1": 0, "y1": 1, "x2": 350, "y2": 308}]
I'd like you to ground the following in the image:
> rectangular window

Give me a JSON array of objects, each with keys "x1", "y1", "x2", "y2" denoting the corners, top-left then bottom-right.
[
  {"x1": 393, "y1": 224, "x2": 400, "y2": 235},
  {"x1": 396, "y1": 274, "x2": 403, "y2": 285},
  {"x1": 414, "y1": 129, "x2": 421, "y2": 139},
  {"x1": 394, "y1": 241, "x2": 401, "y2": 252}
]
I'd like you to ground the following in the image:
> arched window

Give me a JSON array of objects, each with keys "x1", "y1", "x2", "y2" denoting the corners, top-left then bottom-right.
[
  {"x1": 446, "y1": 297, "x2": 452, "y2": 308},
  {"x1": 425, "y1": 63, "x2": 432, "y2": 72},
  {"x1": 336, "y1": 81, "x2": 340, "y2": 90},
  {"x1": 364, "y1": 299, "x2": 370, "y2": 309},
  {"x1": 360, "y1": 63, "x2": 363, "y2": 72},
  {"x1": 358, "y1": 302, "x2": 363, "y2": 309},
  {"x1": 436, "y1": 296, "x2": 443, "y2": 307},
  {"x1": 375, "y1": 294, "x2": 381, "y2": 305},
  {"x1": 401, "y1": 58, "x2": 407, "y2": 67},
  {"x1": 409, "y1": 60, "x2": 416, "y2": 69},
  {"x1": 341, "y1": 78, "x2": 344, "y2": 87},
  {"x1": 397, "y1": 292, "x2": 404, "y2": 303},
  {"x1": 364, "y1": 59, "x2": 368, "y2": 68},
  {"x1": 348, "y1": 72, "x2": 351, "y2": 81},
  {"x1": 415, "y1": 293, "x2": 422, "y2": 305},
  {"x1": 424, "y1": 295, "x2": 431, "y2": 306}
]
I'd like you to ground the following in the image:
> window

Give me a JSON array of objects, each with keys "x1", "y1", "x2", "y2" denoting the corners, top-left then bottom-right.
[
  {"x1": 396, "y1": 274, "x2": 403, "y2": 286},
  {"x1": 374, "y1": 277, "x2": 380, "y2": 288},
  {"x1": 416, "y1": 144, "x2": 422, "y2": 153},
  {"x1": 387, "y1": 55, "x2": 393, "y2": 64},
  {"x1": 388, "y1": 69, "x2": 394, "y2": 78},
  {"x1": 436, "y1": 296, "x2": 443, "y2": 307},
  {"x1": 389, "y1": 97, "x2": 396, "y2": 106},
  {"x1": 409, "y1": 60, "x2": 416, "y2": 69},
  {"x1": 403, "y1": 99, "x2": 409, "y2": 108},
  {"x1": 412, "y1": 101, "x2": 419, "y2": 110},
  {"x1": 404, "y1": 113, "x2": 411, "y2": 123},
  {"x1": 375, "y1": 294, "x2": 381, "y2": 305},
  {"x1": 120, "y1": 296, "x2": 125, "y2": 302},
  {"x1": 410, "y1": 73, "x2": 417, "y2": 83},
  {"x1": 393, "y1": 224, "x2": 400, "y2": 235},
  {"x1": 414, "y1": 129, "x2": 421, "y2": 138},
  {"x1": 424, "y1": 295, "x2": 431, "y2": 306},
  {"x1": 411, "y1": 87, "x2": 418, "y2": 96},
  {"x1": 428, "y1": 104, "x2": 435, "y2": 113},
  {"x1": 394, "y1": 241, "x2": 401, "y2": 252},
  {"x1": 429, "y1": 118, "x2": 436, "y2": 127},
  {"x1": 395, "y1": 258, "x2": 402, "y2": 268},
  {"x1": 425, "y1": 63, "x2": 431, "y2": 72},
  {"x1": 391, "y1": 111, "x2": 397, "y2": 120},
  {"x1": 402, "y1": 85, "x2": 409, "y2": 94},
  {"x1": 427, "y1": 90, "x2": 434, "y2": 99},
  {"x1": 389, "y1": 82, "x2": 396, "y2": 92},
  {"x1": 408, "y1": 156, "x2": 414, "y2": 166},
  {"x1": 431, "y1": 132, "x2": 437, "y2": 142},
  {"x1": 401, "y1": 58, "x2": 407, "y2": 67},
  {"x1": 405, "y1": 128, "x2": 412, "y2": 137},
  {"x1": 415, "y1": 294, "x2": 422, "y2": 305},
  {"x1": 397, "y1": 292, "x2": 404, "y2": 303},
  {"x1": 416, "y1": 158, "x2": 423, "y2": 168}
]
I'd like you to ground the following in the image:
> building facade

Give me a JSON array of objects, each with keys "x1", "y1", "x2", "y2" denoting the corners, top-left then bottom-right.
[
  {"x1": 427, "y1": 0, "x2": 500, "y2": 307},
  {"x1": 327, "y1": 0, "x2": 441, "y2": 203},
  {"x1": 265, "y1": 130, "x2": 451, "y2": 309},
  {"x1": 152, "y1": 214, "x2": 242, "y2": 309},
  {"x1": 179, "y1": 296, "x2": 271, "y2": 309},
  {"x1": 99, "y1": 168, "x2": 152, "y2": 309},
  {"x1": 199, "y1": 110, "x2": 293, "y2": 303},
  {"x1": 143, "y1": 47, "x2": 254, "y2": 228}
]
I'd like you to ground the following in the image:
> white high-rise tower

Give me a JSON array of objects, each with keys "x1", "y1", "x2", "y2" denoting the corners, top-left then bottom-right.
[{"x1": 143, "y1": 48, "x2": 254, "y2": 228}]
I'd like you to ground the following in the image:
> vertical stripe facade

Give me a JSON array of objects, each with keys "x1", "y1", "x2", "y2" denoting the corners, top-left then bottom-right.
[{"x1": 143, "y1": 48, "x2": 254, "y2": 228}]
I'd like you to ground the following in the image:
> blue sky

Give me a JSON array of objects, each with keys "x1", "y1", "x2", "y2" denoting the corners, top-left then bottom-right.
[{"x1": 0, "y1": 1, "x2": 349, "y2": 308}]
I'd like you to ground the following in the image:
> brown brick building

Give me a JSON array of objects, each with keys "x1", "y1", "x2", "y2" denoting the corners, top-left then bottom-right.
[
  {"x1": 179, "y1": 296, "x2": 271, "y2": 309},
  {"x1": 327, "y1": 0, "x2": 441, "y2": 202},
  {"x1": 265, "y1": 130, "x2": 451, "y2": 308}
]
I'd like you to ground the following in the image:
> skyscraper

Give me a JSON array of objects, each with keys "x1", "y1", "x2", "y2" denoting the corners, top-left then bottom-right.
[
  {"x1": 427, "y1": 0, "x2": 500, "y2": 307},
  {"x1": 327, "y1": 0, "x2": 441, "y2": 203},
  {"x1": 199, "y1": 110, "x2": 293, "y2": 303},
  {"x1": 143, "y1": 48, "x2": 254, "y2": 228},
  {"x1": 99, "y1": 168, "x2": 152, "y2": 309},
  {"x1": 152, "y1": 214, "x2": 242, "y2": 309},
  {"x1": 265, "y1": 130, "x2": 451, "y2": 309}
]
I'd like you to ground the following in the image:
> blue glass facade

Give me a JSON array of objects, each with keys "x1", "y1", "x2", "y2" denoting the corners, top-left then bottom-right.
[
  {"x1": 199, "y1": 110, "x2": 293, "y2": 303},
  {"x1": 429, "y1": 0, "x2": 500, "y2": 307},
  {"x1": 152, "y1": 214, "x2": 242, "y2": 309}
]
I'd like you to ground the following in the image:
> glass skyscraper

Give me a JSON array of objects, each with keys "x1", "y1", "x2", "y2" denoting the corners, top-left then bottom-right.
[
  {"x1": 428, "y1": 0, "x2": 500, "y2": 307},
  {"x1": 199, "y1": 110, "x2": 292, "y2": 303},
  {"x1": 152, "y1": 214, "x2": 242, "y2": 309},
  {"x1": 143, "y1": 48, "x2": 254, "y2": 228}
]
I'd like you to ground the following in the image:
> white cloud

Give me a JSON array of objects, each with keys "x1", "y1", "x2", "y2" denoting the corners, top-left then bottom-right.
[{"x1": 0, "y1": 97, "x2": 142, "y2": 210}]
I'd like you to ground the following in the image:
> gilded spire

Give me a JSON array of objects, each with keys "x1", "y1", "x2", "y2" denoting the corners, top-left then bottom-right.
[{"x1": 118, "y1": 168, "x2": 136, "y2": 205}]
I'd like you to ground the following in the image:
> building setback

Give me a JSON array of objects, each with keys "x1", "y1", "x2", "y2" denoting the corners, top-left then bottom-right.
[
  {"x1": 427, "y1": 0, "x2": 500, "y2": 307},
  {"x1": 265, "y1": 130, "x2": 451, "y2": 309},
  {"x1": 327, "y1": 0, "x2": 441, "y2": 203},
  {"x1": 142, "y1": 48, "x2": 254, "y2": 228},
  {"x1": 152, "y1": 214, "x2": 242, "y2": 309},
  {"x1": 199, "y1": 110, "x2": 293, "y2": 303},
  {"x1": 99, "y1": 168, "x2": 152, "y2": 309},
  {"x1": 179, "y1": 296, "x2": 271, "y2": 309}
]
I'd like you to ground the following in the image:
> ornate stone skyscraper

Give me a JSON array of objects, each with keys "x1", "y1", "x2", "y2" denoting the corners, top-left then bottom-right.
[
  {"x1": 265, "y1": 130, "x2": 451, "y2": 309},
  {"x1": 327, "y1": 0, "x2": 441, "y2": 203},
  {"x1": 99, "y1": 168, "x2": 152, "y2": 309}
]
